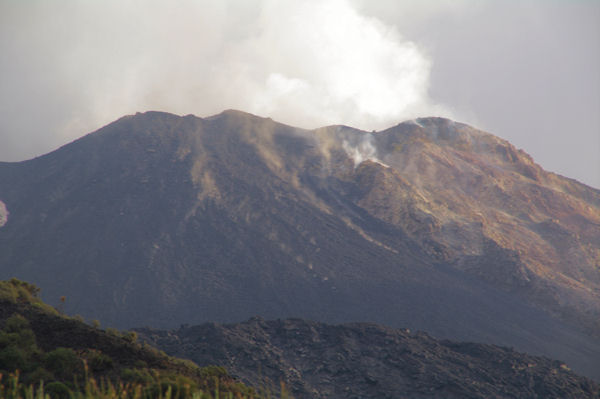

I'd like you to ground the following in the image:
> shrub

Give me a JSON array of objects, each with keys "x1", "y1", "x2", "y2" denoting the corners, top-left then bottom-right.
[
  {"x1": 121, "y1": 368, "x2": 154, "y2": 384},
  {"x1": 8, "y1": 278, "x2": 41, "y2": 303},
  {"x1": 0, "y1": 345, "x2": 27, "y2": 372},
  {"x1": 171, "y1": 357, "x2": 200, "y2": 371},
  {"x1": 106, "y1": 327, "x2": 120, "y2": 336},
  {"x1": 0, "y1": 314, "x2": 40, "y2": 373},
  {"x1": 31, "y1": 301, "x2": 59, "y2": 315},
  {"x1": 123, "y1": 331, "x2": 138, "y2": 344},
  {"x1": 45, "y1": 381, "x2": 71, "y2": 399},
  {"x1": 3, "y1": 314, "x2": 30, "y2": 333},
  {"x1": 2, "y1": 315, "x2": 37, "y2": 350},
  {"x1": 87, "y1": 351, "x2": 113, "y2": 372},
  {"x1": 24, "y1": 367, "x2": 53, "y2": 385},
  {"x1": 145, "y1": 373, "x2": 197, "y2": 399},
  {"x1": 0, "y1": 279, "x2": 58, "y2": 315},
  {"x1": 200, "y1": 365, "x2": 229, "y2": 379},
  {"x1": 0, "y1": 282, "x2": 17, "y2": 302},
  {"x1": 44, "y1": 348, "x2": 83, "y2": 380}
]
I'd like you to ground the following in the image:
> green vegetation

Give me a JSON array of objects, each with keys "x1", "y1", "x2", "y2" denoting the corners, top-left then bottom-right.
[
  {"x1": 0, "y1": 278, "x2": 57, "y2": 315},
  {"x1": 0, "y1": 372, "x2": 293, "y2": 399},
  {"x1": 0, "y1": 279, "x2": 292, "y2": 399}
]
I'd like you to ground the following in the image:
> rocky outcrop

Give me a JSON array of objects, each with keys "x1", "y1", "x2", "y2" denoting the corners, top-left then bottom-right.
[
  {"x1": 361, "y1": 118, "x2": 600, "y2": 336},
  {"x1": 138, "y1": 318, "x2": 600, "y2": 399}
]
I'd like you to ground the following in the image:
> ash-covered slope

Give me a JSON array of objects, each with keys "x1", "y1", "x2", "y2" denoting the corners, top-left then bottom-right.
[
  {"x1": 137, "y1": 318, "x2": 599, "y2": 399},
  {"x1": 0, "y1": 110, "x2": 598, "y2": 378}
]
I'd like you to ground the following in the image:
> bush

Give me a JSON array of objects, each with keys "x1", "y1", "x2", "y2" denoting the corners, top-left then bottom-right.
[
  {"x1": 44, "y1": 348, "x2": 83, "y2": 380},
  {"x1": 45, "y1": 381, "x2": 71, "y2": 399},
  {"x1": 145, "y1": 373, "x2": 197, "y2": 399},
  {"x1": 31, "y1": 301, "x2": 60, "y2": 315},
  {"x1": 24, "y1": 367, "x2": 53, "y2": 385},
  {"x1": 2, "y1": 315, "x2": 37, "y2": 350},
  {"x1": 0, "y1": 279, "x2": 58, "y2": 315},
  {"x1": 0, "y1": 345, "x2": 27, "y2": 371},
  {"x1": 0, "y1": 282, "x2": 17, "y2": 302},
  {"x1": 87, "y1": 350, "x2": 114, "y2": 372},
  {"x1": 8, "y1": 278, "x2": 40, "y2": 303},
  {"x1": 106, "y1": 327, "x2": 120, "y2": 336},
  {"x1": 3, "y1": 314, "x2": 30, "y2": 333},
  {"x1": 121, "y1": 368, "x2": 154, "y2": 384},
  {"x1": 0, "y1": 314, "x2": 40, "y2": 373},
  {"x1": 123, "y1": 331, "x2": 138, "y2": 344},
  {"x1": 0, "y1": 279, "x2": 45, "y2": 307},
  {"x1": 172, "y1": 357, "x2": 200, "y2": 371},
  {"x1": 200, "y1": 365, "x2": 229, "y2": 379}
]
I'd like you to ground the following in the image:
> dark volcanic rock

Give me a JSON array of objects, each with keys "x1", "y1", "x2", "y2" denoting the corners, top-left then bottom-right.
[{"x1": 137, "y1": 318, "x2": 600, "y2": 399}]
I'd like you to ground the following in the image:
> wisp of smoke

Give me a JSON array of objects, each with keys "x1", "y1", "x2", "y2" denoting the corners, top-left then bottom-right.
[
  {"x1": 342, "y1": 136, "x2": 387, "y2": 168},
  {"x1": 0, "y1": 201, "x2": 8, "y2": 228}
]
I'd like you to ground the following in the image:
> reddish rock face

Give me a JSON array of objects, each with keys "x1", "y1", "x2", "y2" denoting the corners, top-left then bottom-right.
[{"x1": 333, "y1": 117, "x2": 600, "y2": 336}]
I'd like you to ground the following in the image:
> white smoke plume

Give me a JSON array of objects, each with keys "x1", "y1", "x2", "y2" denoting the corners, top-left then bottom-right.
[
  {"x1": 0, "y1": 201, "x2": 8, "y2": 228},
  {"x1": 342, "y1": 136, "x2": 387, "y2": 168},
  {"x1": 0, "y1": 0, "x2": 449, "y2": 162}
]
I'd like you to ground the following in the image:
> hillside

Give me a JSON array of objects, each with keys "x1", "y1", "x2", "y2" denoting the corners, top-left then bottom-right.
[
  {"x1": 0, "y1": 278, "x2": 258, "y2": 398},
  {"x1": 138, "y1": 317, "x2": 600, "y2": 399},
  {"x1": 0, "y1": 110, "x2": 598, "y2": 379}
]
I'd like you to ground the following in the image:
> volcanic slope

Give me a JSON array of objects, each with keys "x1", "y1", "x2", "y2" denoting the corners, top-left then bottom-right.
[
  {"x1": 137, "y1": 317, "x2": 600, "y2": 399},
  {"x1": 0, "y1": 110, "x2": 598, "y2": 378}
]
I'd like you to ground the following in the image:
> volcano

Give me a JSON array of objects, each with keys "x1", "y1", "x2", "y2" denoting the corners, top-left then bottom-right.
[{"x1": 0, "y1": 110, "x2": 598, "y2": 378}]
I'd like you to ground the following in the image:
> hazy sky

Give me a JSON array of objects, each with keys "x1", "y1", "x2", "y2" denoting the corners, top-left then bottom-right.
[{"x1": 1, "y1": 0, "x2": 598, "y2": 187}]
